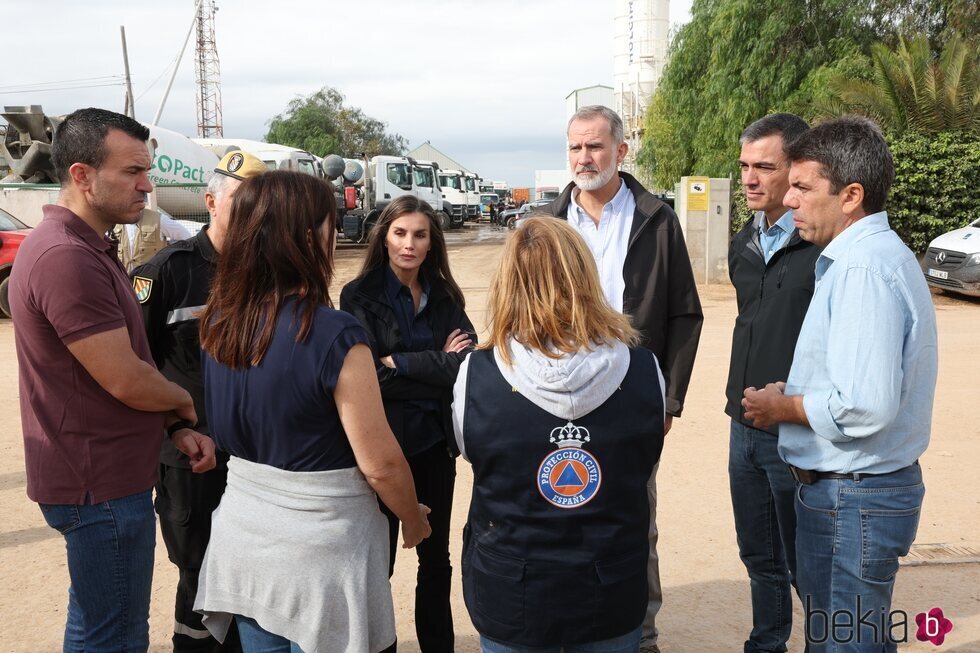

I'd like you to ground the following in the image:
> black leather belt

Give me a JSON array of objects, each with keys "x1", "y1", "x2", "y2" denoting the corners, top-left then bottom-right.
[{"x1": 788, "y1": 465, "x2": 889, "y2": 485}]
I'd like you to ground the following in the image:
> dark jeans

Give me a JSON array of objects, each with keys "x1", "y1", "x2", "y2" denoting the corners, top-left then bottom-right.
[
  {"x1": 156, "y1": 463, "x2": 241, "y2": 652},
  {"x1": 728, "y1": 420, "x2": 798, "y2": 653},
  {"x1": 796, "y1": 463, "x2": 924, "y2": 653},
  {"x1": 379, "y1": 443, "x2": 457, "y2": 653},
  {"x1": 39, "y1": 489, "x2": 156, "y2": 653}
]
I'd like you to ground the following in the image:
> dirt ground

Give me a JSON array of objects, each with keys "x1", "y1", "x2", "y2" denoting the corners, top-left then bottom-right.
[{"x1": 1, "y1": 224, "x2": 978, "y2": 652}]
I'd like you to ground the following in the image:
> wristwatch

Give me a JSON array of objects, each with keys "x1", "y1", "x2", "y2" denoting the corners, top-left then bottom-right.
[{"x1": 167, "y1": 419, "x2": 195, "y2": 438}]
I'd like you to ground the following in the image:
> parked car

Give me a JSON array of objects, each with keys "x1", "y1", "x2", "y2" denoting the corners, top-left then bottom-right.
[
  {"x1": 0, "y1": 208, "x2": 32, "y2": 318},
  {"x1": 508, "y1": 199, "x2": 553, "y2": 229},
  {"x1": 921, "y1": 216, "x2": 980, "y2": 298}
]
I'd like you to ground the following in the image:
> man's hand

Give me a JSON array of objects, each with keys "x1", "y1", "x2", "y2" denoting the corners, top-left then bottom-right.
[
  {"x1": 664, "y1": 414, "x2": 673, "y2": 437},
  {"x1": 172, "y1": 429, "x2": 217, "y2": 473},
  {"x1": 742, "y1": 382, "x2": 805, "y2": 429},
  {"x1": 380, "y1": 355, "x2": 396, "y2": 369}
]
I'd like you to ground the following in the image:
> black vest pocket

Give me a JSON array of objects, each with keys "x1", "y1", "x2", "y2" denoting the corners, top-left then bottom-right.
[
  {"x1": 594, "y1": 549, "x2": 648, "y2": 631},
  {"x1": 470, "y1": 545, "x2": 526, "y2": 632}
]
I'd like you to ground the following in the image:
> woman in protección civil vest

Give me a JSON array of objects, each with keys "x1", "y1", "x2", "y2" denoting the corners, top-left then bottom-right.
[{"x1": 452, "y1": 217, "x2": 666, "y2": 653}]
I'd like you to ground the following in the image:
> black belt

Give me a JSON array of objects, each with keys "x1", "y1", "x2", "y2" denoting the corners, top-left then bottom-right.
[{"x1": 788, "y1": 464, "x2": 894, "y2": 485}]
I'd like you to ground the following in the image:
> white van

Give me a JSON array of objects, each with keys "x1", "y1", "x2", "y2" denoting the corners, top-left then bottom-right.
[{"x1": 922, "y1": 216, "x2": 980, "y2": 297}]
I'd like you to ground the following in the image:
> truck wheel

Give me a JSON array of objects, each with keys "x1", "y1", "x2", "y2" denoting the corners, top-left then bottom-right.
[
  {"x1": 0, "y1": 275, "x2": 11, "y2": 319},
  {"x1": 437, "y1": 211, "x2": 451, "y2": 231},
  {"x1": 356, "y1": 219, "x2": 376, "y2": 245}
]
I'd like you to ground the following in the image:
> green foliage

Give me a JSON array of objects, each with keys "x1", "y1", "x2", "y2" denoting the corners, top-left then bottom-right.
[
  {"x1": 818, "y1": 32, "x2": 980, "y2": 134},
  {"x1": 265, "y1": 87, "x2": 407, "y2": 159},
  {"x1": 639, "y1": 0, "x2": 976, "y2": 189},
  {"x1": 887, "y1": 130, "x2": 980, "y2": 252}
]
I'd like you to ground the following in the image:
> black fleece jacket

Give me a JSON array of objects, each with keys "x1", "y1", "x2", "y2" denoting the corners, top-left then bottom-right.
[
  {"x1": 340, "y1": 265, "x2": 475, "y2": 454},
  {"x1": 543, "y1": 172, "x2": 703, "y2": 417},
  {"x1": 725, "y1": 214, "x2": 822, "y2": 434}
]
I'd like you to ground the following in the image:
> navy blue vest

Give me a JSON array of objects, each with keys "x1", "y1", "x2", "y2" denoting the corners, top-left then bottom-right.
[{"x1": 461, "y1": 347, "x2": 665, "y2": 647}]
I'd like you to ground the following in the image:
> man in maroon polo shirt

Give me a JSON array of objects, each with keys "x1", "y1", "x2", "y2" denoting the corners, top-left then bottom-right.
[{"x1": 9, "y1": 107, "x2": 216, "y2": 652}]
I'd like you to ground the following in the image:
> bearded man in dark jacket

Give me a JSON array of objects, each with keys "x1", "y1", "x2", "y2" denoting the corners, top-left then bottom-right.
[{"x1": 542, "y1": 105, "x2": 703, "y2": 653}]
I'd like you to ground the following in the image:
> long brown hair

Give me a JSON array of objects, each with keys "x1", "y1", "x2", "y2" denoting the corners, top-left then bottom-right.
[
  {"x1": 200, "y1": 170, "x2": 337, "y2": 368},
  {"x1": 354, "y1": 195, "x2": 465, "y2": 307},
  {"x1": 481, "y1": 216, "x2": 637, "y2": 364}
]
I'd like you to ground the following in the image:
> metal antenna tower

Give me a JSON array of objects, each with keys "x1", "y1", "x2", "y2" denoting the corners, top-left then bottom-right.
[{"x1": 195, "y1": 0, "x2": 223, "y2": 137}]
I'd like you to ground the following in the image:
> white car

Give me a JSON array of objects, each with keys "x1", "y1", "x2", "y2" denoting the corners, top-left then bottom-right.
[{"x1": 922, "y1": 216, "x2": 980, "y2": 297}]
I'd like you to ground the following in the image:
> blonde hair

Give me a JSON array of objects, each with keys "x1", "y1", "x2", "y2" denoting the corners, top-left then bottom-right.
[{"x1": 482, "y1": 216, "x2": 638, "y2": 364}]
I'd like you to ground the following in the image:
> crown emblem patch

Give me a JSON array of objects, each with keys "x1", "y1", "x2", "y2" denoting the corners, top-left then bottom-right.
[{"x1": 537, "y1": 421, "x2": 601, "y2": 509}]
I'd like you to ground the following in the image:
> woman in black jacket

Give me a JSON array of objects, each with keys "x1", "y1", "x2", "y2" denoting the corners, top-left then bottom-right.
[{"x1": 340, "y1": 195, "x2": 473, "y2": 653}]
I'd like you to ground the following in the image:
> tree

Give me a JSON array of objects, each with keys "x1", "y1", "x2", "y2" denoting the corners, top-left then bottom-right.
[
  {"x1": 818, "y1": 32, "x2": 979, "y2": 134},
  {"x1": 265, "y1": 87, "x2": 408, "y2": 159},
  {"x1": 636, "y1": 0, "x2": 971, "y2": 189}
]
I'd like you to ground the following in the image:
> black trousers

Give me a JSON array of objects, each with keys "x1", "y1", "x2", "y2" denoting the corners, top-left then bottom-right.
[
  {"x1": 379, "y1": 443, "x2": 457, "y2": 653},
  {"x1": 155, "y1": 463, "x2": 241, "y2": 653}
]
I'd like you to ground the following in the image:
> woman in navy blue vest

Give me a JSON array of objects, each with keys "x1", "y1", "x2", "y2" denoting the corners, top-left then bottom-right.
[
  {"x1": 340, "y1": 195, "x2": 474, "y2": 653},
  {"x1": 452, "y1": 217, "x2": 666, "y2": 653},
  {"x1": 194, "y1": 172, "x2": 431, "y2": 653}
]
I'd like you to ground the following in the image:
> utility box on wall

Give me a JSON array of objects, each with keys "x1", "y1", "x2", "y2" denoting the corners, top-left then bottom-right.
[{"x1": 674, "y1": 176, "x2": 731, "y2": 284}]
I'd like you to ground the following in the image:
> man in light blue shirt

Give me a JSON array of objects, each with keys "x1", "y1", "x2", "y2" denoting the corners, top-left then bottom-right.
[{"x1": 741, "y1": 117, "x2": 937, "y2": 652}]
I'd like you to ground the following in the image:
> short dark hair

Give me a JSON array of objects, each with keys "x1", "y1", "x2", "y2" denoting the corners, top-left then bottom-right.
[
  {"x1": 786, "y1": 116, "x2": 894, "y2": 214},
  {"x1": 51, "y1": 108, "x2": 150, "y2": 184},
  {"x1": 740, "y1": 113, "x2": 809, "y2": 146}
]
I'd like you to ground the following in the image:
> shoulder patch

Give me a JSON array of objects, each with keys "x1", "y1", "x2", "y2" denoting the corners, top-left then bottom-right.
[{"x1": 132, "y1": 276, "x2": 153, "y2": 304}]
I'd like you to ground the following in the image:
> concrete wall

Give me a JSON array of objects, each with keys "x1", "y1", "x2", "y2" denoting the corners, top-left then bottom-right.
[{"x1": 0, "y1": 187, "x2": 59, "y2": 227}]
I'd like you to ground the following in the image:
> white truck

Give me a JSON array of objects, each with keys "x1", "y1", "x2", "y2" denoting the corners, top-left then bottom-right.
[
  {"x1": 192, "y1": 138, "x2": 324, "y2": 177},
  {"x1": 340, "y1": 155, "x2": 459, "y2": 243},
  {"x1": 437, "y1": 168, "x2": 469, "y2": 225},
  {"x1": 463, "y1": 172, "x2": 482, "y2": 221}
]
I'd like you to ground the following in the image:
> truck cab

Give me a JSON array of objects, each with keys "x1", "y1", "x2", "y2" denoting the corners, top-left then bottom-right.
[
  {"x1": 412, "y1": 159, "x2": 460, "y2": 230},
  {"x1": 463, "y1": 173, "x2": 481, "y2": 221},
  {"x1": 342, "y1": 155, "x2": 455, "y2": 243},
  {"x1": 437, "y1": 169, "x2": 467, "y2": 225}
]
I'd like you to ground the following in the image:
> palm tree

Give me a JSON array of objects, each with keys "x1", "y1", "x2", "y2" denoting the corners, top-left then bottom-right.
[{"x1": 818, "y1": 32, "x2": 979, "y2": 133}]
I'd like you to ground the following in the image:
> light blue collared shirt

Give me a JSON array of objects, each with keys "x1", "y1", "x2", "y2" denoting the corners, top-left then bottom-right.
[
  {"x1": 758, "y1": 209, "x2": 795, "y2": 263},
  {"x1": 567, "y1": 179, "x2": 635, "y2": 313},
  {"x1": 778, "y1": 212, "x2": 938, "y2": 474}
]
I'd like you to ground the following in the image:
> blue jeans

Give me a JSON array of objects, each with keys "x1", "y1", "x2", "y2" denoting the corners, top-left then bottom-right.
[
  {"x1": 728, "y1": 420, "x2": 798, "y2": 653},
  {"x1": 796, "y1": 464, "x2": 924, "y2": 653},
  {"x1": 39, "y1": 489, "x2": 156, "y2": 653},
  {"x1": 480, "y1": 627, "x2": 641, "y2": 653},
  {"x1": 236, "y1": 616, "x2": 305, "y2": 653}
]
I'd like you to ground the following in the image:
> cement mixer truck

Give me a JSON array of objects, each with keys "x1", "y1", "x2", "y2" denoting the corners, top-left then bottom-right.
[{"x1": 324, "y1": 155, "x2": 459, "y2": 243}]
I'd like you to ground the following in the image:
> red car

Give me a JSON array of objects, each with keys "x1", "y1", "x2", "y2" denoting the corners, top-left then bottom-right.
[{"x1": 0, "y1": 207, "x2": 32, "y2": 319}]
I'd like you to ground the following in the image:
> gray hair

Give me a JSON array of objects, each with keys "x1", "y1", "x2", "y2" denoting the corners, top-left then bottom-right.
[
  {"x1": 740, "y1": 113, "x2": 809, "y2": 146},
  {"x1": 786, "y1": 116, "x2": 894, "y2": 214},
  {"x1": 567, "y1": 105, "x2": 625, "y2": 144},
  {"x1": 206, "y1": 171, "x2": 235, "y2": 200}
]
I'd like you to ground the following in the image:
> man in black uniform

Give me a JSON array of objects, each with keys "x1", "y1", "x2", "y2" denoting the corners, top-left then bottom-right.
[
  {"x1": 132, "y1": 150, "x2": 266, "y2": 652},
  {"x1": 726, "y1": 113, "x2": 818, "y2": 653}
]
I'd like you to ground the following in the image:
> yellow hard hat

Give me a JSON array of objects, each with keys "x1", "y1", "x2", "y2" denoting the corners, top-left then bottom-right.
[{"x1": 214, "y1": 150, "x2": 267, "y2": 180}]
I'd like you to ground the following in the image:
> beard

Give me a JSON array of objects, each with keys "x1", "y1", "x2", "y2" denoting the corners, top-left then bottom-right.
[{"x1": 573, "y1": 161, "x2": 618, "y2": 192}]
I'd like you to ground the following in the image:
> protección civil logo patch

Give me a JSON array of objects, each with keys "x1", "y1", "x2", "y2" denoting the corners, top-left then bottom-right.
[{"x1": 537, "y1": 421, "x2": 602, "y2": 509}]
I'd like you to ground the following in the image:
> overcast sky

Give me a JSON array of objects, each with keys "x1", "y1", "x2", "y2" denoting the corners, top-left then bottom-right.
[{"x1": 2, "y1": 1, "x2": 692, "y2": 187}]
